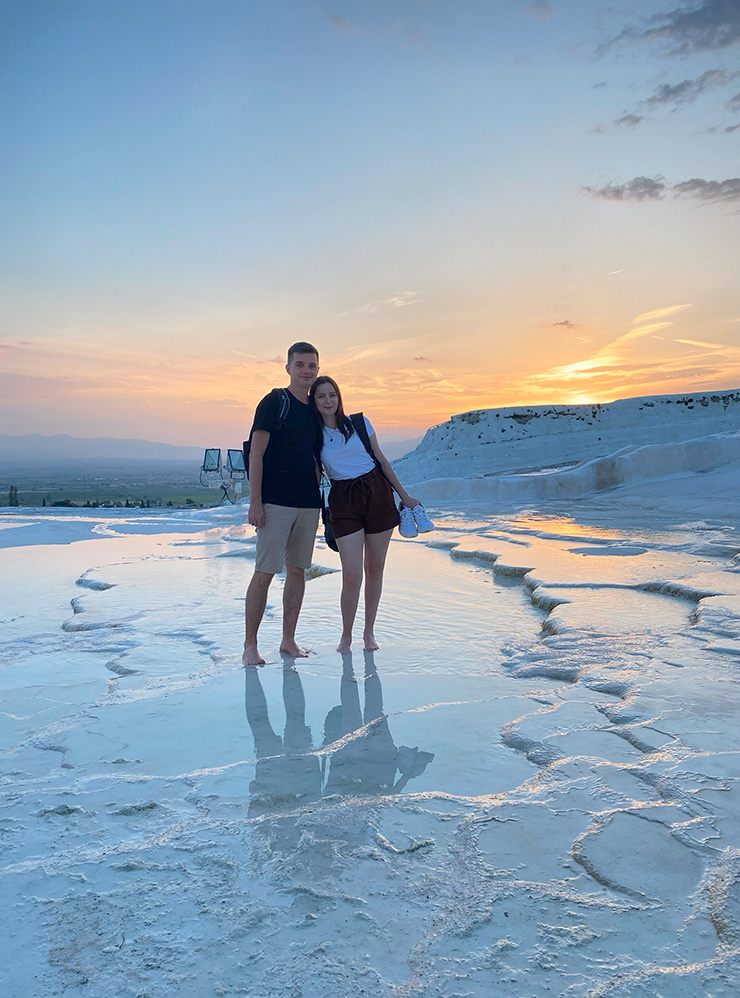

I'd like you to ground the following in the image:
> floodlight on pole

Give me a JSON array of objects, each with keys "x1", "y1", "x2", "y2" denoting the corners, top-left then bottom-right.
[
  {"x1": 226, "y1": 449, "x2": 246, "y2": 477},
  {"x1": 200, "y1": 447, "x2": 246, "y2": 504}
]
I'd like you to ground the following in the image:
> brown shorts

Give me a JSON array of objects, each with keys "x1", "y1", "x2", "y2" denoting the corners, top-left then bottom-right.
[{"x1": 328, "y1": 469, "x2": 400, "y2": 539}]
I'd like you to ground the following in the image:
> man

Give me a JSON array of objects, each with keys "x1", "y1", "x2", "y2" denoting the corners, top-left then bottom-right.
[{"x1": 243, "y1": 342, "x2": 322, "y2": 666}]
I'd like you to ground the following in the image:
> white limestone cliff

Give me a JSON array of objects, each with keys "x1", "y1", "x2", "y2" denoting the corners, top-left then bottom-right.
[{"x1": 394, "y1": 390, "x2": 740, "y2": 499}]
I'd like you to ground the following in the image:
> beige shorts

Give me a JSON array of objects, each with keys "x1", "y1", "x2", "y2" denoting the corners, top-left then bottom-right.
[{"x1": 255, "y1": 504, "x2": 320, "y2": 575}]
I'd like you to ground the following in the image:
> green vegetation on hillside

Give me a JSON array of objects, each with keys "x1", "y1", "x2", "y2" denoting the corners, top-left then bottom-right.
[{"x1": 0, "y1": 460, "x2": 233, "y2": 509}]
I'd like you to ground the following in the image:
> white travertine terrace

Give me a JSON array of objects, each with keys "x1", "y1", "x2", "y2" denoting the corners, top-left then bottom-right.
[
  {"x1": 395, "y1": 390, "x2": 740, "y2": 497},
  {"x1": 3, "y1": 450, "x2": 740, "y2": 996}
]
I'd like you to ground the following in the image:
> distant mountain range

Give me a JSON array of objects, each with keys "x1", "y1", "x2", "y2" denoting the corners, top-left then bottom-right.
[
  {"x1": 0, "y1": 432, "x2": 424, "y2": 464},
  {"x1": 382, "y1": 436, "x2": 423, "y2": 461},
  {"x1": 0, "y1": 434, "x2": 203, "y2": 463}
]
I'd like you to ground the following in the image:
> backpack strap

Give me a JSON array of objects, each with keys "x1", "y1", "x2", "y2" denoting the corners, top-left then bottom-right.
[
  {"x1": 349, "y1": 413, "x2": 373, "y2": 458},
  {"x1": 349, "y1": 413, "x2": 388, "y2": 483},
  {"x1": 244, "y1": 388, "x2": 293, "y2": 475},
  {"x1": 274, "y1": 387, "x2": 290, "y2": 429}
]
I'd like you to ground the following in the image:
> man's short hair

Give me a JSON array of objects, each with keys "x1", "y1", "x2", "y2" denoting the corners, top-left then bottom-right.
[{"x1": 287, "y1": 341, "x2": 319, "y2": 364}]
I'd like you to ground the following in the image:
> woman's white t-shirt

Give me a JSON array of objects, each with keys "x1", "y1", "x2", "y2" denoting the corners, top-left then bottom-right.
[{"x1": 321, "y1": 417, "x2": 376, "y2": 480}]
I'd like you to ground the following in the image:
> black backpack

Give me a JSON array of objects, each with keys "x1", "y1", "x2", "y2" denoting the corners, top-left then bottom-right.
[{"x1": 243, "y1": 388, "x2": 291, "y2": 478}]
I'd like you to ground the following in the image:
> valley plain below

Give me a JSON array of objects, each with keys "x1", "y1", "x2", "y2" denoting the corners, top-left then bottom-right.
[{"x1": 0, "y1": 458, "x2": 208, "y2": 509}]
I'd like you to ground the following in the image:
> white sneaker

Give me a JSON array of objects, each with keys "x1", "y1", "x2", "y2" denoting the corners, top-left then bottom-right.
[
  {"x1": 398, "y1": 503, "x2": 418, "y2": 538},
  {"x1": 412, "y1": 503, "x2": 435, "y2": 533}
]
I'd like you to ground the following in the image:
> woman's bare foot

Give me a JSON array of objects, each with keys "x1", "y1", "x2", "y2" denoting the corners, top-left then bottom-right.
[
  {"x1": 279, "y1": 639, "x2": 309, "y2": 658},
  {"x1": 242, "y1": 644, "x2": 265, "y2": 666},
  {"x1": 336, "y1": 635, "x2": 352, "y2": 654},
  {"x1": 363, "y1": 632, "x2": 379, "y2": 652}
]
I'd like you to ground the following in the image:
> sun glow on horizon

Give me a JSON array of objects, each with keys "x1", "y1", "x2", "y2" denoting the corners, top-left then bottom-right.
[{"x1": 2, "y1": 309, "x2": 740, "y2": 445}]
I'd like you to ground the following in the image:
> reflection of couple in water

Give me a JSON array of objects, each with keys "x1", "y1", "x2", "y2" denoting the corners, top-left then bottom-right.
[{"x1": 244, "y1": 652, "x2": 434, "y2": 814}]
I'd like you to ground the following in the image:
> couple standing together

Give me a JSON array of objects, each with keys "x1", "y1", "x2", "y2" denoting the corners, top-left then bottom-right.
[{"x1": 243, "y1": 341, "x2": 431, "y2": 667}]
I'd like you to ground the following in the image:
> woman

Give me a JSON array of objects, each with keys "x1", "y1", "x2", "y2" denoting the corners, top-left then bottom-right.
[{"x1": 309, "y1": 376, "x2": 426, "y2": 654}]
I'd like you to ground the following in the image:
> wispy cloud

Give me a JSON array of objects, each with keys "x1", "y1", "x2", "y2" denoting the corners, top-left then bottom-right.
[
  {"x1": 582, "y1": 175, "x2": 740, "y2": 205},
  {"x1": 329, "y1": 14, "x2": 354, "y2": 32},
  {"x1": 674, "y1": 337, "x2": 731, "y2": 349},
  {"x1": 602, "y1": 321, "x2": 673, "y2": 350},
  {"x1": 582, "y1": 176, "x2": 667, "y2": 201},
  {"x1": 602, "y1": 68, "x2": 740, "y2": 133},
  {"x1": 338, "y1": 292, "x2": 420, "y2": 317},
  {"x1": 606, "y1": 0, "x2": 740, "y2": 55},
  {"x1": 530, "y1": 323, "x2": 671, "y2": 384},
  {"x1": 643, "y1": 68, "x2": 739, "y2": 107},
  {"x1": 516, "y1": 307, "x2": 694, "y2": 395},
  {"x1": 597, "y1": 64, "x2": 740, "y2": 134},
  {"x1": 327, "y1": 13, "x2": 410, "y2": 41},
  {"x1": 544, "y1": 319, "x2": 579, "y2": 330},
  {"x1": 0, "y1": 338, "x2": 302, "y2": 442},
  {"x1": 502, "y1": 302, "x2": 740, "y2": 405},
  {"x1": 724, "y1": 92, "x2": 740, "y2": 130},
  {"x1": 524, "y1": 0, "x2": 552, "y2": 21},
  {"x1": 674, "y1": 177, "x2": 740, "y2": 203},
  {"x1": 614, "y1": 113, "x2": 644, "y2": 127},
  {"x1": 328, "y1": 362, "x2": 480, "y2": 425},
  {"x1": 634, "y1": 303, "x2": 693, "y2": 322},
  {"x1": 0, "y1": 339, "x2": 283, "y2": 406}
]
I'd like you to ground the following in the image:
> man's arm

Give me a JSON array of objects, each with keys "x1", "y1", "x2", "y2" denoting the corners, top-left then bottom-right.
[{"x1": 248, "y1": 430, "x2": 271, "y2": 528}]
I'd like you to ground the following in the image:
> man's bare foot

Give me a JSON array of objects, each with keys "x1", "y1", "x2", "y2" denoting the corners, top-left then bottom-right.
[
  {"x1": 363, "y1": 633, "x2": 380, "y2": 652},
  {"x1": 336, "y1": 636, "x2": 352, "y2": 654},
  {"x1": 279, "y1": 640, "x2": 309, "y2": 658},
  {"x1": 243, "y1": 644, "x2": 265, "y2": 666}
]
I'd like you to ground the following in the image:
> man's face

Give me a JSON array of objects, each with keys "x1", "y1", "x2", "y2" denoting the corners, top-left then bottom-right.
[{"x1": 286, "y1": 352, "x2": 319, "y2": 389}]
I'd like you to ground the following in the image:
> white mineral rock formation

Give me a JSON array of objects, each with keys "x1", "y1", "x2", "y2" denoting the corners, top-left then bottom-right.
[{"x1": 395, "y1": 390, "x2": 740, "y2": 499}]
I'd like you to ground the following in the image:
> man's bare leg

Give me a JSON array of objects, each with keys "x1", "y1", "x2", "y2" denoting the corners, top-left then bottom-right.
[
  {"x1": 335, "y1": 530, "x2": 365, "y2": 654},
  {"x1": 280, "y1": 564, "x2": 309, "y2": 658},
  {"x1": 363, "y1": 529, "x2": 393, "y2": 651},
  {"x1": 243, "y1": 570, "x2": 273, "y2": 666}
]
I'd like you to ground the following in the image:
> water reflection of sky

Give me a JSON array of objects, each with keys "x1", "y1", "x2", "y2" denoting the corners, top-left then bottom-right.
[
  {"x1": 245, "y1": 653, "x2": 434, "y2": 816},
  {"x1": 5, "y1": 496, "x2": 740, "y2": 997},
  {"x1": 510, "y1": 514, "x2": 624, "y2": 540}
]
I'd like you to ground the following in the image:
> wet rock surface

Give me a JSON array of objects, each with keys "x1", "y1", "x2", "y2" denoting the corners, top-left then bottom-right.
[{"x1": 2, "y1": 480, "x2": 740, "y2": 996}]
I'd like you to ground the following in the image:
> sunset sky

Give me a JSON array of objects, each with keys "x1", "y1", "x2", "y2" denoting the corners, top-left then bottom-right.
[{"x1": 2, "y1": 0, "x2": 739, "y2": 445}]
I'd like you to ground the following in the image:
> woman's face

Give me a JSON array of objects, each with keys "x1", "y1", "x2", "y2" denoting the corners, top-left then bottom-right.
[{"x1": 313, "y1": 383, "x2": 339, "y2": 421}]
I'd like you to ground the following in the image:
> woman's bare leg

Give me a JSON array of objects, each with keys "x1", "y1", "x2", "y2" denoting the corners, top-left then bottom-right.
[
  {"x1": 362, "y1": 529, "x2": 393, "y2": 651},
  {"x1": 335, "y1": 529, "x2": 365, "y2": 653}
]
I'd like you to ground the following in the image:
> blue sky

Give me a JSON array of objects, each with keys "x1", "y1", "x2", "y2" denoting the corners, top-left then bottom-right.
[{"x1": 1, "y1": 0, "x2": 739, "y2": 444}]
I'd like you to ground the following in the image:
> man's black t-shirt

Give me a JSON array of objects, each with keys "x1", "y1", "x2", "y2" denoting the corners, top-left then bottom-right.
[{"x1": 252, "y1": 390, "x2": 322, "y2": 509}]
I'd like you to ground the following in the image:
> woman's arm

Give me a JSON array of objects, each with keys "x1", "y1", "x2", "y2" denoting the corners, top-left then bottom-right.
[{"x1": 369, "y1": 433, "x2": 420, "y2": 509}]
